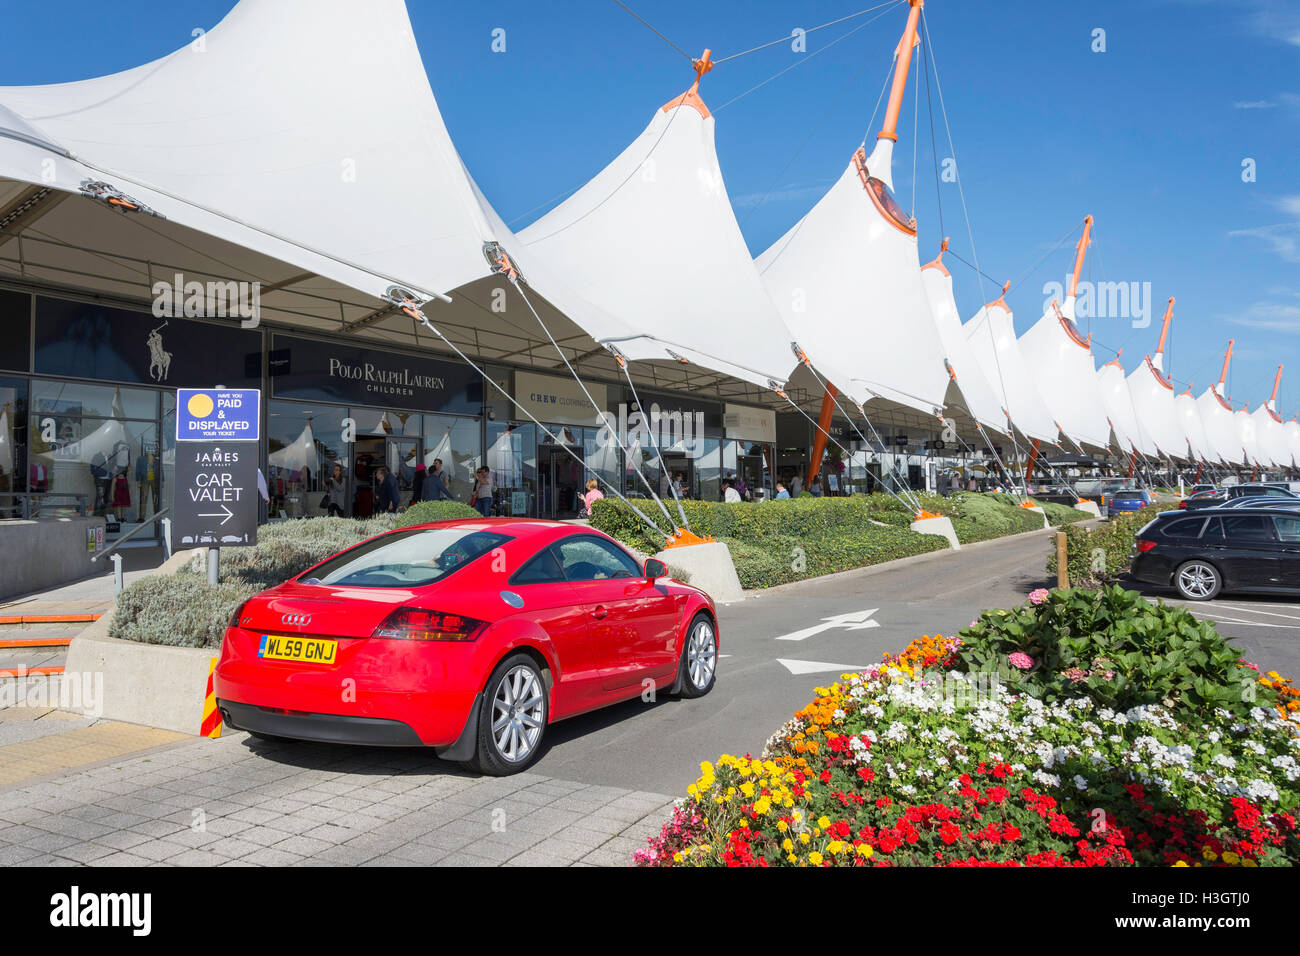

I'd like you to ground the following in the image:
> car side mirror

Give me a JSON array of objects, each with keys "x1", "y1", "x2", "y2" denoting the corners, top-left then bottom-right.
[{"x1": 645, "y1": 558, "x2": 668, "y2": 580}]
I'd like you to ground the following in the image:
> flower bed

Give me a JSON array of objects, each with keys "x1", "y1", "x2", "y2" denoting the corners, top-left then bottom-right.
[{"x1": 637, "y1": 588, "x2": 1299, "y2": 866}]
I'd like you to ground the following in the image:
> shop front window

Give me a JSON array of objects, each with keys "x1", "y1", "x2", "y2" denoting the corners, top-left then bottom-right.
[
  {"x1": 0, "y1": 377, "x2": 28, "y2": 516},
  {"x1": 486, "y1": 422, "x2": 535, "y2": 516},
  {"x1": 422, "y1": 414, "x2": 481, "y2": 504},
  {"x1": 28, "y1": 381, "x2": 160, "y2": 531},
  {"x1": 266, "y1": 401, "x2": 348, "y2": 519}
]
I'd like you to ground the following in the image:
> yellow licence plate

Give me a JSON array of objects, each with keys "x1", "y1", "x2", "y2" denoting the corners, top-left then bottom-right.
[{"x1": 258, "y1": 635, "x2": 337, "y2": 664}]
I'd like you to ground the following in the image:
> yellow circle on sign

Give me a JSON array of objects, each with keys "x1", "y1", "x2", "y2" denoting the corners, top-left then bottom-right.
[{"x1": 187, "y1": 393, "x2": 214, "y2": 419}]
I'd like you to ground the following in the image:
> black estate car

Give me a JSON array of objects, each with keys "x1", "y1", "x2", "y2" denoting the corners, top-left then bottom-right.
[{"x1": 1130, "y1": 508, "x2": 1300, "y2": 600}]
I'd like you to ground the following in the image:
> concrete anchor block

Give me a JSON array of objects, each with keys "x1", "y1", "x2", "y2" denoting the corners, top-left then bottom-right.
[
  {"x1": 653, "y1": 541, "x2": 744, "y2": 605},
  {"x1": 909, "y1": 515, "x2": 959, "y2": 550},
  {"x1": 1073, "y1": 500, "x2": 1101, "y2": 518}
]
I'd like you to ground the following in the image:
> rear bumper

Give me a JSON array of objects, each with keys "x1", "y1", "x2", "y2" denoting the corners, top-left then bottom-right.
[
  {"x1": 217, "y1": 699, "x2": 424, "y2": 747},
  {"x1": 214, "y1": 627, "x2": 480, "y2": 747}
]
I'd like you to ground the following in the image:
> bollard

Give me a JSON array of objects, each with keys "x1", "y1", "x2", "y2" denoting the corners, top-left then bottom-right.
[
  {"x1": 1056, "y1": 531, "x2": 1068, "y2": 589},
  {"x1": 208, "y1": 547, "x2": 220, "y2": 587},
  {"x1": 111, "y1": 553, "x2": 124, "y2": 595},
  {"x1": 161, "y1": 517, "x2": 172, "y2": 559}
]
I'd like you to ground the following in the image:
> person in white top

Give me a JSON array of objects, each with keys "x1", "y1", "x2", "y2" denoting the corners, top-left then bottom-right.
[{"x1": 723, "y1": 480, "x2": 742, "y2": 503}]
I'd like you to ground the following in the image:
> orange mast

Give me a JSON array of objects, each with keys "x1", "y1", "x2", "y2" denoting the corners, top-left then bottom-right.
[
  {"x1": 1268, "y1": 365, "x2": 1284, "y2": 412},
  {"x1": 1215, "y1": 340, "x2": 1234, "y2": 397},
  {"x1": 877, "y1": 0, "x2": 924, "y2": 143},
  {"x1": 1064, "y1": 215, "x2": 1093, "y2": 304},
  {"x1": 1149, "y1": 298, "x2": 1174, "y2": 371}
]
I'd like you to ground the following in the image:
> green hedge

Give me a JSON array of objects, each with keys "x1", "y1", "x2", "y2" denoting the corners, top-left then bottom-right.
[
  {"x1": 395, "y1": 500, "x2": 481, "y2": 526},
  {"x1": 590, "y1": 496, "x2": 948, "y2": 590}
]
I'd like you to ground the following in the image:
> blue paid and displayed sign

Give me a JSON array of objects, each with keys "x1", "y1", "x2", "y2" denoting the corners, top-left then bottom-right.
[
  {"x1": 176, "y1": 388, "x2": 260, "y2": 442},
  {"x1": 174, "y1": 388, "x2": 260, "y2": 548}
]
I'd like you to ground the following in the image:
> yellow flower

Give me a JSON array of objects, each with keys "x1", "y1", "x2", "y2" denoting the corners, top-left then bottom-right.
[
  {"x1": 856, "y1": 844, "x2": 874, "y2": 858},
  {"x1": 782, "y1": 839, "x2": 794, "y2": 852},
  {"x1": 799, "y1": 832, "x2": 811, "y2": 845},
  {"x1": 1221, "y1": 851, "x2": 1241, "y2": 866},
  {"x1": 818, "y1": 816, "x2": 831, "y2": 830},
  {"x1": 808, "y1": 851, "x2": 823, "y2": 866},
  {"x1": 777, "y1": 820, "x2": 789, "y2": 833}
]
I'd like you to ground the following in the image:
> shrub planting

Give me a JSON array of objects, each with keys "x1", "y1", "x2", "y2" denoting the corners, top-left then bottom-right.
[{"x1": 638, "y1": 588, "x2": 1300, "y2": 867}]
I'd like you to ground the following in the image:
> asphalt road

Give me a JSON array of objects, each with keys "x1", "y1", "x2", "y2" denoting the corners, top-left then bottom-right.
[{"x1": 528, "y1": 528, "x2": 1300, "y2": 796}]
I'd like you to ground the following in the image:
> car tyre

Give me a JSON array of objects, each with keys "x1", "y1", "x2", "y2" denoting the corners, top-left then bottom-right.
[
  {"x1": 462, "y1": 653, "x2": 549, "y2": 776},
  {"x1": 1174, "y1": 560, "x2": 1221, "y2": 601},
  {"x1": 675, "y1": 613, "x2": 717, "y2": 699}
]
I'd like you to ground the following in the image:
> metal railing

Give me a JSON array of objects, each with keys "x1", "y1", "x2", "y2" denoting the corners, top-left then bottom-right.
[
  {"x1": 91, "y1": 507, "x2": 171, "y2": 595},
  {"x1": 0, "y1": 492, "x2": 89, "y2": 519}
]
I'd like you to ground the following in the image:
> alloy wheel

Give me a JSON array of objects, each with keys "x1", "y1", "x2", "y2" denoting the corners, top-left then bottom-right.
[
  {"x1": 686, "y1": 620, "x2": 717, "y2": 689},
  {"x1": 1177, "y1": 563, "x2": 1217, "y2": 599},
  {"x1": 490, "y1": 665, "x2": 545, "y2": 762}
]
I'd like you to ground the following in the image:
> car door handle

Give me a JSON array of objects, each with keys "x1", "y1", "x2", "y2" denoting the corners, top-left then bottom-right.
[{"x1": 590, "y1": 606, "x2": 608, "y2": 620}]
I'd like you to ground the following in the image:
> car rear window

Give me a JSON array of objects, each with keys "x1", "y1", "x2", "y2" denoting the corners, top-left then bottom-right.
[
  {"x1": 1158, "y1": 517, "x2": 1205, "y2": 538},
  {"x1": 305, "y1": 528, "x2": 513, "y2": 588}
]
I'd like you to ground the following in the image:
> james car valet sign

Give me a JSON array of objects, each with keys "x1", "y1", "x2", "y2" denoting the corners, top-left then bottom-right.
[{"x1": 173, "y1": 388, "x2": 260, "y2": 548}]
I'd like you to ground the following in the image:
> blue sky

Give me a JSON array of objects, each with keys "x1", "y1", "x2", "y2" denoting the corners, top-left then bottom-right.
[{"x1": 3, "y1": 0, "x2": 1298, "y2": 412}]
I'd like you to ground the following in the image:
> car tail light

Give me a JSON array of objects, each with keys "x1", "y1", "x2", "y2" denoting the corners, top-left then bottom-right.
[
  {"x1": 371, "y1": 608, "x2": 487, "y2": 642},
  {"x1": 1135, "y1": 539, "x2": 1158, "y2": 553},
  {"x1": 228, "y1": 599, "x2": 250, "y2": 628},
  {"x1": 1178, "y1": 500, "x2": 1187, "y2": 509}
]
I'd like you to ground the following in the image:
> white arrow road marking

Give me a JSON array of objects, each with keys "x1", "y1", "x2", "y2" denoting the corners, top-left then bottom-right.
[
  {"x1": 775, "y1": 608, "x2": 880, "y2": 642},
  {"x1": 777, "y1": 659, "x2": 868, "y2": 676},
  {"x1": 197, "y1": 504, "x2": 235, "y2": 525}
]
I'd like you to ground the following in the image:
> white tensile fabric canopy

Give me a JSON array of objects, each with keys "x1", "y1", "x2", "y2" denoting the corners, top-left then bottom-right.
[
  {"x1": 1251, "y1": 404, "x2": 1288, "y2": 468},
  {"x1": 1096, "y1": 360, "x2": 1148, "y2": 457},
  {"x1": 0, "y1": 0, "x2": 497, "y2": 304},
  {"x1": 1017, "y1": 304, "x2": 1112, "y2": 450},
  {"x1": 919, "y1": 255, "x2": 1008, "y2": 433},
  {"x1": 1236, "y1": 408, "x2": 1263, "y2": 467},
  {"x1": 755, "y1": 139, "x2": 950, "y2": 415},
  {"x1": 1284, "y1": 420, "x2": 1300, "y2": 469},
  {"x1": 1126, "y1": 356, "x2": 1187, "y2": 459},
  {"x1": 963, "y1": 294, "x2": 1060, "y2": 444},
  {"x1": 1174, "y1": 390, "x2": 1215, "y2": 464},
  {"x1": 1197, "y1": 386, "x2": 1245, "y2": 465},
  {"x1": 516, "y1": 90, "x2": 799, "y2": 392}
]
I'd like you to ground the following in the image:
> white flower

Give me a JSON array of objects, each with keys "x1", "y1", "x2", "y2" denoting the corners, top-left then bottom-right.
[{"x1": 1073, "y1": 774, "x2": 1088, "y2": 791}]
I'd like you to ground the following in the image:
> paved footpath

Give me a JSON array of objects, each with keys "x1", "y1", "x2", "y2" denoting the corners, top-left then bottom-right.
[{"x1": 0, "y1": 730, "x2": 676, "y2": 867}]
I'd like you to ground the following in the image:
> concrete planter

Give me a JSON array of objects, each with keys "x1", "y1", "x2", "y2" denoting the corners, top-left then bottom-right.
[
  {"x1": 63, "y1": 548, "x2": 216, "y2": 736},
  {"x1": 63, "y1": 625, "x2": 216, "y2": 735},
  {"x1": 1073, "y1": 500, "x2": 1102, "y2": 518}
]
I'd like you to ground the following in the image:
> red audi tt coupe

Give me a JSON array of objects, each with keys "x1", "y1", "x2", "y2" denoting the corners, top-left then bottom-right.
[{"x1": 214, "y1": 519, "x2": 718, "y2": 775}]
